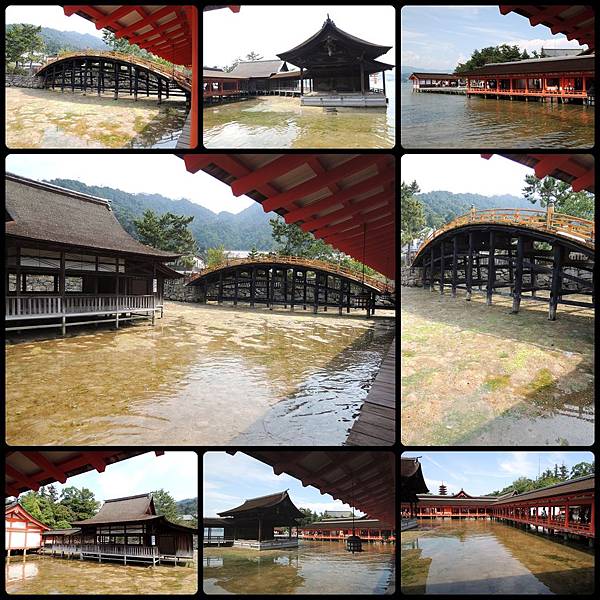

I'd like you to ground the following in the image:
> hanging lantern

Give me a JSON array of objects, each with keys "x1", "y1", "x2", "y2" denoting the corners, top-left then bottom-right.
[
  {"x1": 346, "y1": 534, "x2": 363, "y2": 553},
  {"x1": 345, "y1": 472, "x2": 362, "y2": 553}
]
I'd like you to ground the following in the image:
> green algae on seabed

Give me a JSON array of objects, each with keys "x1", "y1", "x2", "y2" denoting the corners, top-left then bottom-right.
[
  {"x1": 203, "y1": 541, "x2": 395, "y2": 595},
  {"x1": 401, "y1": 520, "x2": 594, "y2": 595},
  {"x1": 400, "y1": 287, "x2": 594, "y2": 446},
  {"x1": 6, "y1": 302, "x2": 395, "y2": 446},
  {"x1": 5, "y1": 555, "x2": 198, "y2": 595}
]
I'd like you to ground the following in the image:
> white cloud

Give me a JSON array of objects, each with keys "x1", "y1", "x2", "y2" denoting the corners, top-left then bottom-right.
[
  {"x1": 498, "y1": 452, "x2": 535, "y2": 477},
  {"x1": 501, "y1": 37, "x2": 587, "y2": 53}
]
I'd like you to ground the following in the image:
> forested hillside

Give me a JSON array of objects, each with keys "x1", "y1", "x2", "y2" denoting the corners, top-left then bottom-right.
[
  {"x1": 45, "y1": 178, "x2": 275, "y2": 252},
  {"x1": 417, "y1": 190, "x2": 534, "y2": 228}
]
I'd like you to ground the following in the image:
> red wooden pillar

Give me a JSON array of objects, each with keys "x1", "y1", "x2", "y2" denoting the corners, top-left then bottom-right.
[
  {"x1": 590, "y1": 500, "x2": 595, "y2": 531},
  {"x1": 583, "y1": 76, "x2": 587, "y2": 94},
  {"x1": 186, "y1": 6, "x2": 198, "y2": 149},
  {"x1": 564, "y1": 503, "x2": 569, "y2": 529}
]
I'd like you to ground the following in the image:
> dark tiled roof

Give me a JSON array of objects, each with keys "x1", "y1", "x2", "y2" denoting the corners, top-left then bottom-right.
[
  {"x1": 278, "y1": 16, "x2": 391, "y2": 62},
  {"x1": 5, "y1": 174, "x2": 179, "y2": 260},
  {"x1": 410, "y1": 73, "x2": 460, "y2": 79},
  {"x1": 463, "y1": 54, "x2": 594, "y2": 76},
  {"x1": 72, "y1": 493, "x2": 156, "y2": 525},
  {"x1": 218, "y1": 490, "x2": 303, "y2": 518},
  {"x1": 493, "y1": 475, "x2": 594, "y2": 505},
  {"x1": 43, "y1": 528, "x2": 81, "y2": 536},
  {"x1": 228, "y1": 60, "x2": 287, "y2": 78}
]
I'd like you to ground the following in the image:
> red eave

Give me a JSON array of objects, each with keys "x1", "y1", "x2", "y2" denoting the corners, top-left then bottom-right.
[
  {"x1": 6, "y1": 504, "x2": 51, "y2": 531},
  {"x1": 182, "y1": 154, "x2": 396, "y2": 280},
  {"x1": 482, "y1": 153, "x2": 595, "y2": 193},
  {"x1": 499, "y1": 5, "x2": 595, "y2": 51}
]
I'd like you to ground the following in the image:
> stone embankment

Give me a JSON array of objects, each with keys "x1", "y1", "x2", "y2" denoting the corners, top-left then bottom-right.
[
  {"x1": 164, "y1": 278, "x2": 202, "y2": 302},
  {"x1": 401, "y1": 267, "x2": 423, "y2": 287},
  {"x1": 5, "y1": 74, "x2": 43, "y2": 88}
]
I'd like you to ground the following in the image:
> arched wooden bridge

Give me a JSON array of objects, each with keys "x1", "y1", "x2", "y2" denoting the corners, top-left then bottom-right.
[
  {"x1": 187, "y1": 256, "x2": 394, "y2": 315},
  {"x1": 36, "y1": 51, "x2": 191, "y2": 102},
  {"x1": 411, "y1": 208, "x2": 594, "y2": 320}
]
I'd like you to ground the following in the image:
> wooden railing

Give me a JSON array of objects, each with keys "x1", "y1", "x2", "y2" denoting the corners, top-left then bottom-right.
[
  {"x1": 41, "y1": 51, "x2": 192, "y2": 90},
  {"x1": 494, "y1": 514, "x2": 593, "y2": 535},
  {"x1": 6, "y1": 294, "x2": 155, "y2": 317},
  {"x1": 414, "y1": 208, "x2": 595, "y2": 261},
  {"x1": 80, "y1": 544, "x2": 159, "y2": 557},
  {"x1": 189, "y1": 256, "x2": 392, "y2": 292},
  {"x1": 43, "y1": 543, "x2": 79, "y2": 553}
]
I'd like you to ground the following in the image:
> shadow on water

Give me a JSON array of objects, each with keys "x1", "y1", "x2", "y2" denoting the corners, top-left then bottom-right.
[
  {"x1": 401, "y1": 520, "x2": 594, "y2": 595},
  {"x1": 128, "y1": 103, "x2": 188, "y2": 148},
  {"x1": 230, "y1": 321, "x2": 396, "y2": 446}
]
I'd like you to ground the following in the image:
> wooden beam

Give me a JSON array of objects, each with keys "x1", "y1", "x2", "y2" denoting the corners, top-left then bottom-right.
[
  {"x1": 571, "y1": 169, "x2": 595, "y2": 192},
  {"x1": 511, "y1": 236, "x2": 524, "y2": 313},
  {"x1": 452, "y1": 236, "x2": 458, "y2": 297},
  {"x1": 6, "y1": 464, "x2": 41, "y2": 492},
  {"x1": 230, "y1": 155, "x2": 309, "y2": 196},
  {"x1": 487, "y1": 231, "x2": 496, "y2": 305},
  {"x1": 548, "y1": 243, "x2": 563, "y2": 320},
  {"x1": 21, "y1": 452, "x2": 68, "y2": 484},
  {"x1": 261, "y1": 156, "x2": 384, "y2": 212}
]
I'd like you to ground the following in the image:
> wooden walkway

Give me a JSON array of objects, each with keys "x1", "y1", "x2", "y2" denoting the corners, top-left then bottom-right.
[
  {"x1": 176, "y1": 111, "x2": 192, "y2": 149},
  {"x1": 346, "y1": 338, "x2": 395, "y2": 446}
]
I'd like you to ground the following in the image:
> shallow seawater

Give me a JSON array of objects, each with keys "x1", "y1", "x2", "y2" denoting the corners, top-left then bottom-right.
[
  {"x1": 401, "y1": 520, "x2": 594, "y2": 595},
  {"x1": 203, "y1": 541, "x2": 395, "y2": 595},
  {"x1": 5, "y1": 302, "x2": 395, "y2": 446},
  {"x1": 203, "y1": 94, "x2": 395, "y2": 148},
  {"x1": 5, "y1": 87, "x2": 187, "y2": 149},
  {"x1": 5, "y1": 555, "x2": 197, "y2": 595},
  {"x1": 400, "y1": 82, "x2": 594, "y2": 148},
  {"x1": 401, "y1": 287, "x2": 594, "y2": 446}
]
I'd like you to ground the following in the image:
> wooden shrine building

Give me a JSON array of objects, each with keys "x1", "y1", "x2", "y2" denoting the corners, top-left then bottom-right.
[
  {"x1": 42, "y1": 493, "x2": 196, "y2": 565},
  {"x1": 464, "y1": 54, "x2": 595, "y2": 105},
  {"x1": 409, "y1": 73, "x2": 466, "y2": 93},
  {"x1": 401, "y1": 458, "x2": 428, "y2": 531},
  {"x1": 5, "y1": 174, "x2": 182, "y2": 336},
  {"x1": 5, "y1": 502, "x2": 50, "y2": 556},
  {"x1": 203, "y1": 517, "x2": 234, "y2": 547},
  {"x1": 301, "y1": 515, "x2": 395, "y2": 543},
  {"x1": 215, "y1": 490, "x2": 304, "y2": 550},
  {"x1": 278, "y1": 16, "x2": 393, "y2": 107}
]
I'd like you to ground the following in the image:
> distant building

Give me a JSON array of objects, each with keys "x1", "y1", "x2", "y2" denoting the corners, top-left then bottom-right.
[
  {"x1": 179, "y1": 514, "x2": 196, "y2": 521},
  {"x1": 5, "y1": 501, "x2": 50, "y2": 554},
  {"x1": 226, "y1": 250, "x2": 251, "y2": 258},
  {"x1": 324, "y1": 510, "x2": 353, "y2": 518},
  {"x1": 540, "y1": 47, "x2": 584, "y2": 57}
]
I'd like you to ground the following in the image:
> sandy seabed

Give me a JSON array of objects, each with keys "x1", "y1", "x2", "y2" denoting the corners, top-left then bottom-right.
[{"x1": 5, "y1": 87, "x2": 184, "y2": 148}]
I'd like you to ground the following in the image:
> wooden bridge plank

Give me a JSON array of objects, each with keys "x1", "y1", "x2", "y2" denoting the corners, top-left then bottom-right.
[
  {"x1": 346, "y1": 338, "x2": 395, "y2": 446},
  {"x1": 176, "y1": 111, "x2": 192, "y2": 149}
]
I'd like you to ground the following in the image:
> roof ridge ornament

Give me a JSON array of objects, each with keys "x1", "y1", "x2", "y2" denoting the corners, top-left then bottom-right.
[{"x1": 324, "y1": 14, "x2": 335, "y2": 27}]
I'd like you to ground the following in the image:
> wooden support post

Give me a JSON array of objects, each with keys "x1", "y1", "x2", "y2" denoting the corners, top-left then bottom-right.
[
  {"x1": 300, "y1": 67, "x2": 304, "y2": 95},
  {"x1": 338, "y1": 278, "x2": 344, "y2": 315},
  {"x1": 98, "y1": 60, "x2": 103, "y2": 96},
  {"x1": 360, "y1": 60, "x2": 365, "y2": 95},
  {"x1": 422, "y1": 254, "x2": 427, "y2": 288},
  {"x1": 476, "y1": 254, "x2": 482, "y2": 289},
  {"x1": 486, "y1": 231, "x2": 495, "y2": 305},
  {"x1": 303, "y1": 270, "x2": 307, "y2": 310},
  {"x1": 548, "y1": 244, "x2": 563, "y2": 321},
  {"x1": 158, "y1": 77, "x2": 162, "y2": 104},
  {"x1": 429, "y1": 247, "x2": 434, "y2": 291},
  {"x1": 134, "y1": 67, "x2": 139, "y2": 101},
  {"x1": 71, "y1": 60, "x2": 75, "y2": 92},
  {"x1": 233, "y1": 269, "x2": 238, "y2": 305},
  {"x1": 346, "y1": 281, "x2": 351, "y2": 313},
  {"x1": 146, "y1": 71, "x2": 150, "y2": 96},
  {"x1": 250, "y1": 267, "x2": 256, "y2": 307},
  {"x1": 166, "y1": 80, "x2": 169, "y2": 99},
  {"x1": 61, "y1": 61, "x2": 65, "y2": 92},
  {"x1": 129, "y1": 64, "x2": 133, "y2": 96},
  {"x1": 313, "y1": 273, "x2": 319, "y2": 313},
  {"x1": 269, "y1": 268, "x2": 275, "y2": 310},
  {"x1": 218, "y1": 271, "x2": 223, "y2": 305},
  {"x1": 531, "y1": 255, "x2": 537, "y2": 297},
  {"x1": 323, "y1": 275, "x2": 328, "y2": 311},
  {"x1": 382, "y1": 70, "x2": 386, "y2": 95},
  {"x1": 466, "y1": 233, "x2": 473, "y2": 300},
  {"x1": 511, "y1": 236, "x2": 524, "y2": 314},
  {"x1": 114, "y1": 61, "x2": 119, "y2": 100},
  {"x1": 452, "y1": 236, "x2": 458, "y2": 297},
  {"x1": 440, "y1": 240, "x2": 445, "y2": 295},
  {"x1": 507, "y1": 246, "x2": 514, "y2": 291},
  {"x1": 290, "y1": 270, "x2": 296, "y2": 311}
]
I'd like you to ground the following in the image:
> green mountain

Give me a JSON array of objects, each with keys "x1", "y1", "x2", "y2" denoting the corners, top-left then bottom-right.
[
  {"x1": 417, "y1": 190, "x2": 534, "y2": 228},
  {"x1": 175, "y1": 497, "x2": 197, "y2": 515},
  {"x1": 6, "y1": 24, "x2": 108, "y2": 53},
  {"x1": 44, "y1": 178, "x2": 276, "y2": 252}
]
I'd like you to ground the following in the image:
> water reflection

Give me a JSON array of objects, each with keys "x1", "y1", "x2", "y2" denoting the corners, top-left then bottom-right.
[
  {"x1": 5, "y1": 556, "x2": 197, "y2": 594},
  {"x1": 6, "y1": 303, "x2": 395, "y2": 446},
  {"x1": 401, "y1": 520, "x2": 594, "y2": 595},
  {"x1": 203, "y1": 540, "x2": 394, "y2": 595},
  {"x1": 203, "y1": 95, "x2": 395, "y2": 149},
  {"x1": 400, "y1": 82, "x2": 594, "y2": 148}
]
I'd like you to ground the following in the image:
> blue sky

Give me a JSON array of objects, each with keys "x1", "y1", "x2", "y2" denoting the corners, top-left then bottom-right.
[
  {"x1": 402, "y1": 452, "x2": 594, "y2": 496},
  {"x1": 20, "y1": 451, "x2": 198, "y2": 504},
  {"x1": 401, "y1": 5, "x2": 587, "y2": 71},
  {"x1": 5, "y1": 154, "x2": 254, "y2": 214},
  {"x1": 203, "y1": 452, "x2": 364, "y2": 518}
]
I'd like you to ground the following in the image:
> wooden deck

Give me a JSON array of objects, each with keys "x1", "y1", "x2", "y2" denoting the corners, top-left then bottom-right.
[
  {"x1": 414, "y1": 87, "x2": 466, "y2": 94},
  {"x1": 176, "y1": 110, "x2": 192, "y2": 149},
  {"x1": 346, "y1": 338, "x2": 395, "y2": 446}
]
